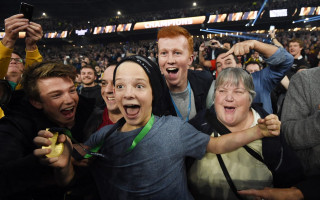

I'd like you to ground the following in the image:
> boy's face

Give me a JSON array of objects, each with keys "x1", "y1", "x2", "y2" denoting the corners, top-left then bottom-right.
[
  {"x1": 32, "y1": 77, "x2": 79, "y2": 128},
  {"x1": 158, "y1": 35, "x2": 193, "y2": 92},
  {"x1": 114, "y1": 62, "x2": 153, "y2": 130},
  {"x1": 80, "y1": 68, "x2": 96, "y2": 86}
]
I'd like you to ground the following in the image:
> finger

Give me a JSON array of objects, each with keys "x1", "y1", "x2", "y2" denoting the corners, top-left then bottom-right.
[
  {"x1": 6, "y1": 22, "x2": 29, "y2": 33},
  {"x1": 5, "y1": 14, "x2": 25, "y2": 20},
  {"x1": 38, "y1": 130, "x2": 54, "y2": 138},
  {"x1": 221, "y1": 47, "x2": 235, "y2": 59},
  {"x1": 34, "y1": 148, "x2": 52, "y2": 157},
  {"x1": 33, "y1": 136, "x2": 52, "y2": 147},
  {"x1": 238, "y1": 189, "x2": 260, "y2": 196},
  {"x1": 57, "y1": 134, "x2": 67, "y2": 144}
]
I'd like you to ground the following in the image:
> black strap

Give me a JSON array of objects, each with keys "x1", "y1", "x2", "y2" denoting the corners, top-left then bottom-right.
[
  {"x1": 205, "y1": 108, "x2": 265, "y2": 164},
  {"x1": 213, "y1": 130, "x2": 244, "y2": 200}
]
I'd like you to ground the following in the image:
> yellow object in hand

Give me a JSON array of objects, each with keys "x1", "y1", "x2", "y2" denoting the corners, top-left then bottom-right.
[{"x1": 42, "y1": 130, "x2": 64, "y2": 158}]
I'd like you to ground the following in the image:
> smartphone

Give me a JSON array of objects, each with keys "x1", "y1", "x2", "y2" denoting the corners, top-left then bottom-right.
[
  {"x1": 269, "y1": 25, "x2": 275, "y2": 31},
  {"x1": 204, "y1": 41, "x2": 212, "y2": 47},
  {"x1": 19, "y1": 2, "x2": 34, "y2": 21}
]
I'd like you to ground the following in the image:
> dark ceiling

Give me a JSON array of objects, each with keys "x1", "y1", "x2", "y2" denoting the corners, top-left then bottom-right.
[{"x1": 1, "y1": 0, "x2": 252, "y2": 21}]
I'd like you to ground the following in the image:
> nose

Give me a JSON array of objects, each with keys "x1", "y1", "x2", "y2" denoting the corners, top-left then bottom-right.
[
  {"x1": 167, "y1": 53, "x2": 175, "y2": 64},
  {"x1": 64, "y1": 93, "x2": 74, "y2": 104},
  {"x1": 123, "y1": 85, "x2": 134, "y2": 99},
  {"x1": 224, "y1": 92, "x2": 234, "y2": 102},
  {"x1": 105, "y1": 83, "x2": 113, "y2": 94}
]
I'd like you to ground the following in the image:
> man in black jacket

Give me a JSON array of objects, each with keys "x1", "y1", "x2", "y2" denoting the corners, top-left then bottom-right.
[
  {"x1": 0, "y1": 62, "x2": 98, "y2": 200},
  {"x1": 157, "y1": 26, "x2": 213, "y2": 121}
]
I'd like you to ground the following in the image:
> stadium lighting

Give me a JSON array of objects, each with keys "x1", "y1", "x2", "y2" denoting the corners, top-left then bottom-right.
[
  {"x1": 251, "y1": 0, "x2": 268, "y2": 26},
  {"x1": 42, "y1": 12, "x2": 46, "y2": 16},
  {"x1": 193, "y1": 2, "x2": 197, "y2": 6},
  {"x1": 117, "y1": 11, "x2": 121, "y2": 15}
]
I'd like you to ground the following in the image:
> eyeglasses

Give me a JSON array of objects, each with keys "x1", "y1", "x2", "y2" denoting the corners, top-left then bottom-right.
[{"x1": 10, "y1": 58, "x2": 23, "y2": 63}]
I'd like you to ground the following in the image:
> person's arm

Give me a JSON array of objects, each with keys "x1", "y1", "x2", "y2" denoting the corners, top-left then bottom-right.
[
  {"x1": 281, "y1": 70, "x2": 320, "y2": 150},
  {"x1": 269, "y1": 29, "x2": 284, "y2": 48},
  {"x1": 224, "y1": 40, "x2": 279, "y2": 59},
  {"x1": 25, "y1": 21, "x2": 43, "y2": 67},
  {"x1": 238, "y1": 187, "x2": 304, "y2": 200},
  {"x1": 206, "y1": 114, "x2": 280, "y2": 154},
  {"x1": 198, "y1": 43, "x2": 213, "y2": 68},
  {"x1": 0, "y1": 14, "x2": 29, "y2": 79},
  {"x1": 280, "y1": 75, "x2": 290, "y2": 90}
]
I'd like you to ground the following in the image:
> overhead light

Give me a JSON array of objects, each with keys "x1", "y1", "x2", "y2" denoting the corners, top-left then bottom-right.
[
  {"x1": 42, "y1": 12, "x2": 46, "y2": 16},
  {"x1": 193, "y1": 2, "x2": 197, "y2": 6},
  {"x1": 117, "y1": 11, "x2": 121, "y2": 15}
]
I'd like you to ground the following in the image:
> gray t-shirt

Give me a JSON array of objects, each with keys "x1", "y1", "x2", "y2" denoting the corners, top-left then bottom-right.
[
  {"x1": 170, "y1": 87, "x2": 197, "y2": 121},
  {"x1": 85, "y1": 115, "x2": 210, "y2": 200}
]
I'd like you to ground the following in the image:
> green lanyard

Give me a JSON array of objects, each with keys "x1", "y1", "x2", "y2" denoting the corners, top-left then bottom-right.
[
  {"x1": 84, "y1": 114, "x2": 155, "y2": 158},
  {"x1": 126, "y1": 114, "x2": 155, "y2": 153}
]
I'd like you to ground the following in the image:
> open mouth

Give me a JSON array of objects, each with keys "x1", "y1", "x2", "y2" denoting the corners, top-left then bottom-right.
[
  {"x1": 124, "y1": 104, "x2": 140, "y2": 118},
  {"x1": 224, "y1": 106, "x2": 235, "y2": 113},
  {"x1": 107, "y1": 97, "x2": 115, "y2": 101},
  {"x1": 61, "y1": 106, "x2": 75, "y2": 118},
  {"x1": 166, "y1": 67, "x2": 179, "y2": 74}
]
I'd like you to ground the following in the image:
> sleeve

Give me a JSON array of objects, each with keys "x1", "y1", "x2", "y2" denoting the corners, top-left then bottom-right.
[
  {"x1": 25, "y1": 46, "x2": 43, "y2": 68},
  {"x1": 0, "y1": 41, "x2": 13, "y2": 79},
  {"x1": 180, "y1": 121, "x2": 210, "y2": 159},
  {"x1": 281, "y1": 71, "x2": 320, "y2": 150},
  {"x1": 84, "y1": 124, "x2": 114, "y2": 148},
  {"x1": 0, "y1": 120, "x2": 56, "y2": 196},
  {"x1": 257, "y1": 48, "x2": 293, "y2": 93}
]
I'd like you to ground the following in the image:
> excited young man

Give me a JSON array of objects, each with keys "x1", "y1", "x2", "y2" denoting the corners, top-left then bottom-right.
[{"x1": 157, "y1": 26, "x2": 213, "y2": 121}]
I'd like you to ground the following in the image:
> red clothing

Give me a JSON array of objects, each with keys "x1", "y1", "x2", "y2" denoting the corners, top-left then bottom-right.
[
  {"x1": 210, "y1": 59, "x2": 218, "y2": 79},
  {"x1": 98, "y1": 107, "x2": 114, "y2": 129}
]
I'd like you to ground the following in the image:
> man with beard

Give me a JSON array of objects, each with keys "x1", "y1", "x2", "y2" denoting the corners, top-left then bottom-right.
[{"x1": 78, "y1": 65, "x2": 105, "y2": 109}]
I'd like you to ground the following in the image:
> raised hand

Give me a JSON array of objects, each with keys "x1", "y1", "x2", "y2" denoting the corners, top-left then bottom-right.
[
  {"x1": 3, "y1": 14, "x2": 29, "y2": 48},
  {"x1": 25, "y1": 22, "x2": 43, "y2": 50}
]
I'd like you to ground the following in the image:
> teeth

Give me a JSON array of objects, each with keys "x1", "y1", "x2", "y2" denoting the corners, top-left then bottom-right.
[
  {"x1": 107, "y1": 97, "x2": 115, "y2": 100},
  {"x1": 167, "y1": 67, "x2": 177, "y2": 71},
  {"x1": 64, "y1": 107, "x2": 73, "y2": 111}
]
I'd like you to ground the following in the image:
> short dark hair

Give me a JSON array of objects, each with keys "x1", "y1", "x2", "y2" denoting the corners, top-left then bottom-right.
[
  {"x1": 289, "y1": 38, "x2": 303, "y2": 48},
  {"x1": 245, "y1": 60, "x2": 263, "y2": 69},
  {"x1": 80, "y1": 65, "x2": 97, "y2": 76},
  {"x1": 215, "y1": 48, "x2": 239, "y2": 64},
  {"x1": 21, "y1": 61, "x2": 76, "y2": 101}
]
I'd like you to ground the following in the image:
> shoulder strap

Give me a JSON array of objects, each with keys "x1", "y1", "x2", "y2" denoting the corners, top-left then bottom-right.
[
  {"x1": 204, "y1": 108, "x2": 265, "y2": 164},
  {"x1": 213, "y1": 130, "x2": 245, "y2": 200}
]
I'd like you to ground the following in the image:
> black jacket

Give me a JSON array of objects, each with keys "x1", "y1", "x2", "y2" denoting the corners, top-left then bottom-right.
[
  {"x1": 0, "y1": 90, "x2": 98, "y2": 200},
  {"x1": 162, "y1": 70, "x2": 213, "y2": 118}
]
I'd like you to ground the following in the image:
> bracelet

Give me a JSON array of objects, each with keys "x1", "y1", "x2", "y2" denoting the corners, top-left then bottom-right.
[{"x1": 271, "y1": 37, "x2": 276, "y2": 40}]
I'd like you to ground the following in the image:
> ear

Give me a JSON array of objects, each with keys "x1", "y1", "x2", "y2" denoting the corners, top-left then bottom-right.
[
  {"x1": 29, "y1": 99, "x2": 43, "y2": 109},
  {"x1": 188, "y1": 54, "x2": 194, "y2": 66}
]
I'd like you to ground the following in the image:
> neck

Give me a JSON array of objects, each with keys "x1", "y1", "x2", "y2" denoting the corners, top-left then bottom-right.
[
  {"x1": 224, "y1": 109, "x2": 254, "y2": 133},
  {"x1": 5, "y1": 74, "x2": 21, "y2": 83},
  {"x1": 294, "y1": 54, "x2": 301, "y2": 59},
  {"x1": 83, "y1": 83, "x2": 96, "y2": 88},
  {"x1": 108, "y1": 110, "x2": 123, "y2": 123},
  {"x1": 121, "y1": 114, "x2": 151, "y2": 132},
  {"x1": 167, "y1": 79, "x2": 188, "y2": 93}
]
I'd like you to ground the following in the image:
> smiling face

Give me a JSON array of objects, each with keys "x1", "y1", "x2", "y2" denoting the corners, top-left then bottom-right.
[
  {"x1": 80, "y1": 67, "x2": 96, "y2": 87},
  {"x1": 214, "y1": 80, "x2": 252, "y2": 129},
  {"x1": 31, "y1": 77, "x2": 79, "y2": 128},
  {"x1": 114, "y1": 62, "x2": 153, "y2": 131},
  {"x1": 101, "y1": 65, "x2": 119, "y2": 112},
  {"x1": 289, "y1": 42, "x2": 302, "y2": 58},
  {"x1": 158, "y1": 35, "x2": 193, "y2": 92}
]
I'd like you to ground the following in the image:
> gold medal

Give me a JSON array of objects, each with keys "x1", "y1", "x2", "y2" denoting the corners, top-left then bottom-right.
[{"x1": 42, "y1": 129, "x2": 64, "y2": 158}]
